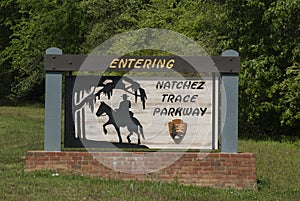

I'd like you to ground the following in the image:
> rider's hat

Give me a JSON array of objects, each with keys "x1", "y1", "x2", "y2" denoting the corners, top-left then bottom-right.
[{"x1": 121, "y1": 94, "x2": 129, "y2": 98}]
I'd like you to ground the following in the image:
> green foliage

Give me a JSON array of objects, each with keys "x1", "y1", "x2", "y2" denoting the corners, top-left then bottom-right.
[
  {"x1": 0, "y1": 0, "x2": 86, "y2": 100},
  {"x1": 80, "y1": 0, "x2": 144, "y2": 52},
  {"x1": 222, "y1": 0, "x2": 300, "y2": 139},
  {"x1": 80, "y1": 0, "x2": 223, "y2": 55},
  {"x1": 279, "y1": 64, "x2": 300, "y2": 127}
]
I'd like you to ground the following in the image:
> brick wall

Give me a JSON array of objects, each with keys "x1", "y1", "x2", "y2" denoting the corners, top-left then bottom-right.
[{"x1": 25, "y1": 151, "x2": 257, "y2": 190}]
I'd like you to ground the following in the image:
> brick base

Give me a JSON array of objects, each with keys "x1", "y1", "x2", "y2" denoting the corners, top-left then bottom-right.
[{"x1": 25, "y1": 151, "x2": 257, "y2": 190}]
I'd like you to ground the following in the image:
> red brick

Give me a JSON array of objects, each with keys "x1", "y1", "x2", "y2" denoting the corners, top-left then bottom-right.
[
  {"x1": 67, "y1": 152, "x2": 79, "y2": 157},
  {"x1": 79, "y1": 152, "x2": 91, "y2": 157},
  {"x1": 231, "y1": 154, "x2": 245, "y2": 158},
  {"x1": 60, "y1": 156, "x2": 71, "y2": 161},
  {"x1": 208, "y1": 153, "x2": 220, "y2": 158},
  {"x1": 247, "y1": 175, "x2": 257, "y2": 180},
  {"x1": 32, "y1": 152, "x2": 47, "y2": 156},
  {"x1": 49, "y1": 156, "x2": 60, "y2": 161},
  {"x1": 45, "y1": 152, "x2": 57, "y2": 156},
  {"x1": 203, "y1": 166, "x2": 214, "y2": 171},
  {"x1": 198, "y1": 161, "x2": 211, "y2": 166},
  {"x1": 24, "y1": 151, "x2": 257, "y2": 190},
  {"x1": 34, "y1": 160, "x2": 45, "y2": 165},
  {"x1": 54, "y1": 152, "x2": 66, "y2": 156},
  {"x1": 71, "y1": 156, "x2": 82, "y2": 161},
  {"x1": 35, "y1": 156, "x2": 49, "y2": 161},
  {"x1": 241, "y1": 153, "x2": 254, "y2": 158},
  {"x1": 219, "y1": 153, "x2": 232, "y2": 158}
]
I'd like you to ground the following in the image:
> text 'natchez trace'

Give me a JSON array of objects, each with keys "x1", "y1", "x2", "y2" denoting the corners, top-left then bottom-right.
[{"x1": 153, "y1": 80, "x2": 208, "y2": 117}]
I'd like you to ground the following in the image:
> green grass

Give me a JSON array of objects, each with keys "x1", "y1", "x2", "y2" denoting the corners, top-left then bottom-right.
[{"x1": 0, "y1": 106, "x2": 299, "y2": 200}]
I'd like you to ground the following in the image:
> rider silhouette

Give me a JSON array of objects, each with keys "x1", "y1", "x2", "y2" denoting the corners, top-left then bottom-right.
[
  {"x1": 116, "y1": 94, "x2": 134, "y2": 126},
  {"x1": 119, "y1": 94, "x2": 131, "y2": 111}
]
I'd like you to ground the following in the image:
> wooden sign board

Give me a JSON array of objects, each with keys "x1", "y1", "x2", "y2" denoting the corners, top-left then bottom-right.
[{"x1": 65, "y1": 75, "x2": 219, "y2": 150}]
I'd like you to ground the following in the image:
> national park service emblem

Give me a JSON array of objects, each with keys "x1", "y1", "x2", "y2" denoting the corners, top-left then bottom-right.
[{"x1": 168, "y1": 119, "x2": 187, "y2": 144}]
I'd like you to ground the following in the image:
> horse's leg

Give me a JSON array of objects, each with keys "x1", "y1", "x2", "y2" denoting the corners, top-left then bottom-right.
[
  {"x1": 127, "y1": 132, "x2": 133, "y2": 144},
  {"x1": 112, "y1": 123, "x2": 122, "y2": 143},
  {"x1": 103, "y1": 121, "x2": 110, "y2": 134},
  {"x1": 132, "y1": 126, "x2": 141, "y2": 145},
  {"x1": 136, "y1": 129, "x2": 141, "y2": 145},
  {"x1": 132, "y1": 117, "x2": 144, "y2": 144}
]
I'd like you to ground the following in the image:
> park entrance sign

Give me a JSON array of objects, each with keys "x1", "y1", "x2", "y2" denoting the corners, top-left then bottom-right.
[
  {"x1": 25, "y1": 47, "x2": 258, "y2": 190},
  {"x1": 44, "y1": 48, "x2": 240, "y2": 152}
]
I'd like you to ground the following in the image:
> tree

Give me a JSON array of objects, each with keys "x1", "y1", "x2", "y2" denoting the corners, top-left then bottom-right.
[
  {"x1": 81, "y1": 0, "x2": 223, "y2": 55},
  {"x1": 80, "y1": 0, "x2": 144, "y2": 53},
  {"x1": 221, "y1": 0, "x2": 300, "y2": 139},
  {"x1": 0, "y1": 0, "x2": 22, "y2": 99},
  {"x1": 0, "y1": 0, "x2": 86, "y2": 100}
]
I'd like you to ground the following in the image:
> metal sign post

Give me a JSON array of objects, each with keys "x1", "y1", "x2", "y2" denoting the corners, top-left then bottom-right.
[
  {"x1": 221, "y1": 50, "x2": 239, "y2": 153},
  {"x1": 44, "y1": 47, "x2": 62, "y2": 151}
]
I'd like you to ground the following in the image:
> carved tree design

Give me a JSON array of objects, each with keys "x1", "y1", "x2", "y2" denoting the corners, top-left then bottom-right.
[{"x1": 95, "y1": 76, "x2": 147, "y2": 110}]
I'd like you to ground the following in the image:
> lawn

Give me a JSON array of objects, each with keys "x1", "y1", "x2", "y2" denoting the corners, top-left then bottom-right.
[{"x1": 0, "y1": 105, "x2": 299, "y2": 201}]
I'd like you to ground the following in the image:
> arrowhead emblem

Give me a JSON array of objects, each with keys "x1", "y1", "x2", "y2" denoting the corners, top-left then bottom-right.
[{"x1": 168, "y1": 119, "x2": 187, "y2": 144}]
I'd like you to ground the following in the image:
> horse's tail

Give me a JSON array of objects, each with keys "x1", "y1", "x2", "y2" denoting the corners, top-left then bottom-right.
[{"x1": 135, "y1": 118, "x2": 145, "y2": 140}]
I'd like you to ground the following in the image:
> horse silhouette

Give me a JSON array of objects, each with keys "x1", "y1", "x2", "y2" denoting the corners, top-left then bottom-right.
[{"x1": 96, "y1": 101, "x2": 145, "y2": 144}]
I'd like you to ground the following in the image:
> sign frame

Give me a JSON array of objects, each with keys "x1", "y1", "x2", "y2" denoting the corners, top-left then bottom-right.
[{"x1": 44, "y1": 47, "x2": 239, "y2": 152}]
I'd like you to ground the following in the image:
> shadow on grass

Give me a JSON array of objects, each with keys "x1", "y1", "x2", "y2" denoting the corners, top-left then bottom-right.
[{"x1": 64, "y1": 137, "x2": 149, "y2": 151}]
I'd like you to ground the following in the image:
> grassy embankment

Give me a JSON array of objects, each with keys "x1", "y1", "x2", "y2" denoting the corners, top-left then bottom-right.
[{"x1": 0, "y1": 106, "x2": 299, "y2": 200}]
